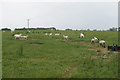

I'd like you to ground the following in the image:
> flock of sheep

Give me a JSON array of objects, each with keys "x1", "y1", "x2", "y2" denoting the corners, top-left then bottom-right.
[
  {"x1": 14, "y1": 34, "x2": 28, "y2": 40},
  {"x1": 13, "y1": 32, "x2": 106, "y2": 48},
  {"x1": 91, "y1": 37, "x2": 106, "y2": 48}
]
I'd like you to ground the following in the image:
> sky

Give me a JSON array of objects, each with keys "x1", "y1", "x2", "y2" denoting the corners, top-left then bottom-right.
[{"x1": 0, "y1": 0, "x2": 119, "y2": 30}]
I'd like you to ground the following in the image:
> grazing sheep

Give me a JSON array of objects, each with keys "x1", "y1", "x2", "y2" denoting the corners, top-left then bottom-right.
[
  {"x1": 45, "y1": 33, "x2": 48, "y2": 36},
  {"x1": 55, "y1": 33, "x2": 60, "y2": 36},
  {"x1": 20, "y1": 35, "x2": 28, "y2": 40},
  {"x1": 14, "y1": 34, "x2": 22, "y2": 39},
  {"x1": 80, "y1": 33, "x2": 84, "y2": 38},
  {"x1": 49, "y1": 33, "x2": 52, "y2": 36},
  {"x1": 94, "y1": 37, "x2": 98, "y2": 41},
  {"x1": 91, "y1": 37, "x2": 98, "y2": 43},
  {"x1": 63, "y1": 35, "x2": 68, "y2": 40},
  {"x1": 99, "y1": 40, "x2": 106, "y2": 48},
  {"x1": 28, "y1": 30, "x2": 31, "y2": 33},
  {"x1": 91, "y1": 38, "x2": 96, "y2": 43}
]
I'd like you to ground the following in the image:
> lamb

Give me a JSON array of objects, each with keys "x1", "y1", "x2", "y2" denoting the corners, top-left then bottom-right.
[
  {"x1": 55, "y1": 33, "x2": 60, "y2": 36},
  {"x1": 94, "y1": 37, "x2": 98, "y2": 41},
  {"x1": 63, "y1": 35, "x2": 68, "y2": 40},
  {"x1": 91, "y1": 37, "x2": 98, "y2": 43},
  {"x1": 99, "y1": 40, "x2": 106, "y2": 48},
  {"x1": 20, "y1": 35, "x2": 28, "y2": 40},
  {"x1": 80, "y1": 33, "x2": 84, "y2": 38},
  {"x1": 49, "y1": 33, "x2": 52, "y2": 36},
  {"x1": 28, "y1": 30, "x2": 31, "y2": 33},
  {"x1": 91, "y1": 38, "x2": 96, "y2": 43},
  {"x1": 14, "y1": 34, "x2": 22, "y2": 39},
  {"x1": 45, "y1": 33, "x2": 48, "y2": 36}
]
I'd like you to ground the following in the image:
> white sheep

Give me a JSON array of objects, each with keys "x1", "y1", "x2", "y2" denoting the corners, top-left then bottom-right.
[
  {"x1": 91, "y1": 38, "x2": 95, "y2": 43},
  {"x1": 55, "y1": 33, "x2": 60, "y2": 36},
  {"x1": 28, "y1": 30, "x2": 31, "y2": 33},
  {"x1": 63, "y1": 35, "x2": 68, "y2": 40},
  {"x1": 14, "y1": 34, "x2": 22, "y2": 39},
  {"x1": 20, "y1": 35, "x2": 28, "y2": 40},
  {"x1": 94, "y1": 37, "x2": 98, "y2": 40},
  {"x1": 45, "y1": 33, "x2": 48, "y2": 36},
  {"x1": 49, "y1": 33, "x2": 52, "y2": 36},
  {"x1": 80, "y1": 33, "x2": 84, "y2": 38},
  {"x1": 99, "y1": 40, "x2": 106, "y2": 48},
  {"x1": 91, "y1": 37, "x2": 98, "y2": 43}
]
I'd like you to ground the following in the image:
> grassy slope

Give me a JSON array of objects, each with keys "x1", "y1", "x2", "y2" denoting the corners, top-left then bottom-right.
[{"x1": 2, "y1": 30, "x2": 118, "y2": 78}]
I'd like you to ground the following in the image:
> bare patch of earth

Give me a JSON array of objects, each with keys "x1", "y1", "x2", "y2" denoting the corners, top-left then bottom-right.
[{"x1": 28, "y1": 38, "x2": 40, "y2": 40}]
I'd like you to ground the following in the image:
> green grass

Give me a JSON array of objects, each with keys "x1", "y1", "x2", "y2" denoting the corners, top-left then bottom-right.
[
  {"x1": 0, "y1": 31, "x2": 2, "y2": 79},
  {"x1": 2, "y1": 30, "x2": 118, "y2": 78}
]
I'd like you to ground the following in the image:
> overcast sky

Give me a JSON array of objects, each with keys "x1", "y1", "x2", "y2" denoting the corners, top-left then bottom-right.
[{"x1": 0, "y1": 0, "x2": 118, "y2": 30}]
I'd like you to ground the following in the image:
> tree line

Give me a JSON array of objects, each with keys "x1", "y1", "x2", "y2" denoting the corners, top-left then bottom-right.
[
  {"x1": 1, "y1": 27, "x2": 120, "y2": 31},
  {"x1": 1, "y1": 27, "x2": 56, "y2": 31}
]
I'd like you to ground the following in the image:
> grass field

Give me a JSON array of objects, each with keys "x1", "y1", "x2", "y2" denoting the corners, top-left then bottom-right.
[
  {"x1": 2, "y1": 30, "x2": 119, "y2": 78},
  {"x1": 0, "y1": 31, "x2": 2, "y2": 79}
]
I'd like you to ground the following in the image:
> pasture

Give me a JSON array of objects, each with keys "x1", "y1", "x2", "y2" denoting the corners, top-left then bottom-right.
[
  {"x1": 2, "y1": 30, "x2": 118, "y2": 78},
  {"x1": 0, "y1": 31, "x2": 2, "y2": 79}
]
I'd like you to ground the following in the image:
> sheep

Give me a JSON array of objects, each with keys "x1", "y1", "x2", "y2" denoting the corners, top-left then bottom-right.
[
  {"x1": 99, "y1": 40, "x2": 106, "y2": 48},
  {"x1": 80, "y1": 33, "x2": 84, "y2": 38},
  {"x1": 45, "y1": 33, "x2": 48, "y2": 36},
  {"x1": 91, "y1": 37, "x2": 98, "y2": 43},
  {"x1": 63, "y1": 35, "x2": 68, "y2": 40},
  {"x1": 91, "y1": 38, "x2": 96, "y2": 44},
  {"x1": 20, "y1": 35, "x2": 28, "y2": 40},
  {"x1": 49, "y1": 33, "x2": 52, "y2": 36},
  {"x1": 55, "y1": 33, "x2": 60, "y2": 36},
  {"x1": 28, "y1": 30, "x2": 31, "y2": 33},
  {"x1": 94, "y1": 37, "x2": 98, "y2": 41},
  {"x1": 14, "y1": 34, "x2": 22, "y2": 39}
]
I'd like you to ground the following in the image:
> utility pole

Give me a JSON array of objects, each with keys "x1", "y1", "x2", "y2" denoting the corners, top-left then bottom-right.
[{"x1": 27, "y1": 19, "x2": 30, "y2": 31}]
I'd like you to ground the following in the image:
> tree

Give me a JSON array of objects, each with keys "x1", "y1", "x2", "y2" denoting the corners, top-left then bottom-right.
[
  {"x1": 50, "y1": 27, "x2": 56, "y2": 30},
  {"x1": 1, "y1": 28, "x2": 11, "y2": 31},
  {"x1": 109, "y1": 27, "x2": 118, "y2": 31},
  {"x1": 65, "y1": 28, "x2": 72, "y2": 31},
  {"x1": 15, "y1": 27, "x2": 56, "y2": 31},
  {"x1": 87, "y1": 29, "x2": 90, "y2": 31}
]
